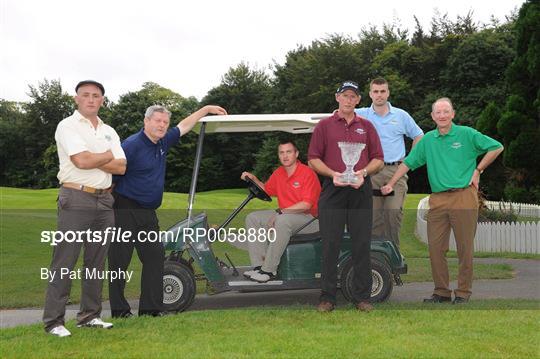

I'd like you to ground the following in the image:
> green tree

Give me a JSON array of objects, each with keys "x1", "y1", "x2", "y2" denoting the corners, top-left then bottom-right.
[
  {"x1": 271, "y1": 34, "x2": 370, "y2": 113},
  {"x1": 0, "y1": 100, "x2": 27, "y2": 186},
  {"x1": 497, "y1": 0, "x2": 540, "y2": 203},
  {"x1": 476, "y1": 102, "x2": 506, "y2": 199},
  {"x1": 18, "y1": 80, "x2": 74, "y2": 188},
  {"x1": 109, "y1": 82, "x2": 198, "y2": 140},
  {"x1": 109, "y1": 82, "x2": 200, "y2": 193},
  {"x1": 441, "y1": 27, "x2": 515, "y2": 124},
  {"x1": 200, "y1": 63, "x2": 273, "y2": 190},
  {"x1": 203, "y1": 62, "x2": 272, "y2": 114}
]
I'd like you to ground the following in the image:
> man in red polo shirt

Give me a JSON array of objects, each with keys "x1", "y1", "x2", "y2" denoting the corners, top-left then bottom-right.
[
  {"x1": 241, "y1": 140, "x2": 321, "y2": 283},
  {"x1": 308, "y1": 81, "x2": 384, "y2": 312}
]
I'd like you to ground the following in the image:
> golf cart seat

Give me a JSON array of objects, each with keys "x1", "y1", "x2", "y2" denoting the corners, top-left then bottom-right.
[{"x1": 289, "y1": 231, "x2": 321, "y2": 244}]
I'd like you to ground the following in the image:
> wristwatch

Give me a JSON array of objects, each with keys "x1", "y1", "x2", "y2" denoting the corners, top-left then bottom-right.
[
  {"x1": 475, "y1": 167, "x2": 484, "y2": 174},
  {"x1": 275, "y1": 208, "x2": 283, "y2": 215},
  {"x1": 362, "y1": 168, "x2": 368, "y2": 178}
]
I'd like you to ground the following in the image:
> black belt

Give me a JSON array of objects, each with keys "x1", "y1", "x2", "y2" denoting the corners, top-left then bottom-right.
[{"x1": 384, "y1": 161, "x2": 402, "y2": 166}]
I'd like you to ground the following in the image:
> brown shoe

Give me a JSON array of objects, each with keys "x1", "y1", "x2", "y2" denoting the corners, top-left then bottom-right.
[
  {"x1": 356, "y1": 301, "x2": 374, "y2": 312},
  {"x1": 317, "y1": 301, "x2": 335, "y2": 312}
]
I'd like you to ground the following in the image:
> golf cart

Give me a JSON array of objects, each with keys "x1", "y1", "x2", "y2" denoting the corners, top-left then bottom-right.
[{"x1": 161, "y1": 114, "x2": 407, "y2": 312}]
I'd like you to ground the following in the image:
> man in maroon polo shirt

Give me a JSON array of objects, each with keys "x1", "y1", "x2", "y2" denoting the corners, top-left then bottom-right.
[{"x1": 308, "y1": 81, "x2": 384, "y2": 312}]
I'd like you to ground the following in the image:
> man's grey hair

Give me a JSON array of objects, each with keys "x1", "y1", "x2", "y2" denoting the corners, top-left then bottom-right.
[
  {"x1": 432, "y1": 97, "x2": 454, "y2": 112},
  {"x1": 145, "y1": 105, "x2": 171, "y2": 119}
]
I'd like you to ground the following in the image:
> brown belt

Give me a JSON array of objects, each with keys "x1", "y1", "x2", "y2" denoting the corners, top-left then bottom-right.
[
  {"x1": 62, "y1": 182, "x2": 111, "y2": 194},
  {"x1": 440, "y1": 187, "x2": 469, "y2": 193}
]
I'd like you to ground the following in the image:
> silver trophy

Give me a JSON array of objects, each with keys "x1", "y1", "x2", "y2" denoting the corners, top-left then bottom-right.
[{"x1": 338, "y1": 142, "x2": 365, "y2": 184}]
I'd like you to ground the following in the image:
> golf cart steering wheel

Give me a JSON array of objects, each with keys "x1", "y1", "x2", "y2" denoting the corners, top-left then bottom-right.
[{"x1": 244, "y1": 176, "x2": 272, "y2": 202}]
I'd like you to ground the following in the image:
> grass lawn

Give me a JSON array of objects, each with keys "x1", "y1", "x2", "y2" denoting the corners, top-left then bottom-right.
[
  {"x1": 1, "y1": 187, "x2": 539, "y2": 358},
  {"x1": 1, "y1": 300, "x2": 539, "y2": 358},
  {"x1": 0, "y1": 188, "x2": 533, "y2": 308}
]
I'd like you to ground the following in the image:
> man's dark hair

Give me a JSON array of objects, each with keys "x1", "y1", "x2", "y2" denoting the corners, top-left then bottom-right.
[
  {"x1": 279, "y1": 139, "x2": 298, "y2": 152},
  {"x1": 370, "y1": 77, "x2": 388, "y2": 89}
]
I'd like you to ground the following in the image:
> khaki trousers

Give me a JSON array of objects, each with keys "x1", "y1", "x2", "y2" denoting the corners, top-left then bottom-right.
[
  {"x1": 371, "y1": 164, "x2": 408, "y2": 247},
  {"x1": 246, "y1": 210, "x2": 319, "y2": 273},
  {"x1": 427, "y1": 186, "x2": 478, "y2": 299}
]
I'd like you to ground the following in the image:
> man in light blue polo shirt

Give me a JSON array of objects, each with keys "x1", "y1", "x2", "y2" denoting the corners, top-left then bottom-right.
[{"x1": 355, "y1": 78, "x2": 423, "y2": 246}]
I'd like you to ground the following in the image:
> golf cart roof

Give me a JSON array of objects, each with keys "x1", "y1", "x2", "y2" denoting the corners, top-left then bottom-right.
[{"x1": 199, "y1": 114, "x2": 331, "y2": 134}]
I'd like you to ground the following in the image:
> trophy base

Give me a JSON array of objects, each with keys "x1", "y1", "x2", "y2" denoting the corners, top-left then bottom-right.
[{"x1": 338, "y1": 174, "x2": 359, "y2": 184}]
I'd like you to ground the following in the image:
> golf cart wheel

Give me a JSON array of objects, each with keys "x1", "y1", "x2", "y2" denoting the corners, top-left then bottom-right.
[
  {"x1": 163, "y1": 260, "x2": 196, "y2": 312},
  {"x1": 340, "y1": 258, "x2": 393, "y2": 303}
]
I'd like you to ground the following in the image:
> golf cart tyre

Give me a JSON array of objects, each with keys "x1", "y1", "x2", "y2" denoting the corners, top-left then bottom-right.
[
  {"x1": 163, "y1": 260, "x2": 196, "y2": 312},
  {"x1": 340, "y1": 258, "x2": 393, "y2": 303}
]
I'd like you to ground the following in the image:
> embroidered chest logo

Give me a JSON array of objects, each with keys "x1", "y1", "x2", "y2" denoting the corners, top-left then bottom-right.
[
  {"x1": 104, "y1": 134, "x2": 112, "y2": 142},
  {"x1": 292, "y1": 181, "x2": 300, "y2": 188},
  {"x1": 390, "y1": 120, "x2": 399, "y2": 125},
  {"x1": 451, "y1": 142, "x2": 462, "y2": 149},
  {"x1": 355, "y1": 128, "x2": 365, "y2": 135}
]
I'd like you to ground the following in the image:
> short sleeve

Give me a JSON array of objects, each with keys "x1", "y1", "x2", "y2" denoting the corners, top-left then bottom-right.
[
  {"x1": 264, "y1": 171, "x2": 279, "y2": 197},
  {"x1": 109, "y1": 130, "x2": 126, "y2": 159},
  {"x1": 308, "y1": 123, "x2": 325, "y2": 160},
  {"x1": 471, "y1": 129, "x2": 503, "y2": 155},
  {"x1": 403, "y1": 137, "x2": 426, "y2": 170},
  {"x1": 56, "y1": 124, "x2": 88, "y2": 156},
  {"x1": 163, "y1": 127, "x2": 181, "y2": 151},
  {"x1": 300, "y1": 170, "x2": 321, "y2": 205},
  {"x1": 403, "y1": 111, "x2": 424, "y2": 140}
]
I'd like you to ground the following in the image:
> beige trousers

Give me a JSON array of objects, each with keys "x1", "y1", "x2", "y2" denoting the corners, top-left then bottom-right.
[
  {"x1": 246, "y1": 210, "x2": 319, "y2": 273},
  {"x1": 427, "y1": 186, "x2": 478, "y2": 299},
  {"x1": 371, "y1": 164, "x2": 408, "y2": 247}
]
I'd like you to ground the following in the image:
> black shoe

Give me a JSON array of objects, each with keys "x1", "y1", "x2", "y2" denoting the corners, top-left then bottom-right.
[
  {"x1": 139, "y1": 310, "x2": 170, "y2": 317},
  {"x1": 112, "y1": 310, "x2": 133, "y2": 318},
  {"x1": 423, "y1": 294, "x2": 452, "y2": 303},
  {"x1": 152, "y1": 311, "x2": 172, "y2": 317},
  {"x1": 452, "y1": 296, "x2": 469, "y2": 304}
]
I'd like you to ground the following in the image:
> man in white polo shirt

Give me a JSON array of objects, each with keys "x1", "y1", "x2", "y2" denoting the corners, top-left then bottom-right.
[{"x1": 43, "y1": 80, "x2": 126, "y2": 337}]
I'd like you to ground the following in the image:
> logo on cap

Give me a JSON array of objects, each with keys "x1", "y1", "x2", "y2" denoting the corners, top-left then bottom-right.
[{"x1": 336, "y1": 81, "x2": 360, "y2": 94}]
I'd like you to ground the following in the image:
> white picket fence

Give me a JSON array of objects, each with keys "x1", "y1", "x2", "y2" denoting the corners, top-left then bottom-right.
[{"x1": 416, "y1": 196, "x2": 540, "y2": 254}]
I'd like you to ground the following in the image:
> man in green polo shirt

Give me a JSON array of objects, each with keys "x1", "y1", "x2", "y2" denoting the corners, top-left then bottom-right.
[{"x1": 381, "y1": 97, "x2": 503, "y2": 304}]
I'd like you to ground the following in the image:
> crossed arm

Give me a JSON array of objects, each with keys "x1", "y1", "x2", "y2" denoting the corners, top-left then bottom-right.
[{"x1": 70, "y1": 151, "x2": 126, "y2": 175}]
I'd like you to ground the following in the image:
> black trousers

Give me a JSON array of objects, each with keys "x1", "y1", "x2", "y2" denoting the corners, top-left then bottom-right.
[
  {"x1": 108, "y1": 193, "x2": 164, "y2": 316},
  {"x1": 318, "y1": 178, "x2": 373, "y2": 304}
]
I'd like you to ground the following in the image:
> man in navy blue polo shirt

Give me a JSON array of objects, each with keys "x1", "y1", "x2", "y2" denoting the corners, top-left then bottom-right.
[
  {"x1": 355, "y1": 78, "x2": 423, "y2": 247},
  {"x1": 109, "y1": 104, "x2": 227, "y2": 318}
]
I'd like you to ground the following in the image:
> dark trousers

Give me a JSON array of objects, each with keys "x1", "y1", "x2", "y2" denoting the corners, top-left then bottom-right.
[
  {"x1": 43, "y1": 187, "x2": 114, "y2": 331},
  {"x1": 108, "y1": 193, "x2": 164, "y2": 316},
  {"x1": 319, "y1": 178, "x2": 373, "y2": 304}
]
